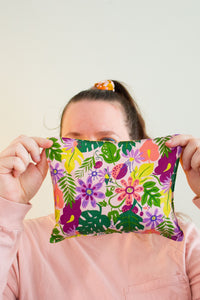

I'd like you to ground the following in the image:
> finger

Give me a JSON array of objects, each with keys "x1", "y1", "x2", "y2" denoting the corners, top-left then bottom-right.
[
  {"x1": 13, "y1": 142, "x2": 30, "y2": 168},
  {"x1": 190, "y1": 148, "x2": 200, "y2": 173},
  {"x1": 3, "y1": 136, "x2": 52, "y2": 164},
  {"x1": 36, "y1": 149, "x2": 49, "y2": 178},
  {"x1": 0, "y1": 156, "x2": 26, "y2": 177},
  {"x1": 182, "y1": 139, "x2": 200, "y2": 171},
  {"x1": 32, "y1": 137, "x2": 53, "y2": 149},
  {"x1": 21, "y1": 149, "x2": 49, "y2": 186},
  {"x1": 165, "y1": 134, "x2": 193, "y2": 148},
  {"x1": 166, "y1": 135, "x2": 200, "y2": 170},
  {"x1": 2, "y1": 136, "x2": 40, "y2": 164}
]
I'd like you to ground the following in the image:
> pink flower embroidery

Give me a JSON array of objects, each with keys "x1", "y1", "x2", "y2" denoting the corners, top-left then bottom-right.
[{"x1": 115, "y1": 177, "x2": 144, "y2": 205}]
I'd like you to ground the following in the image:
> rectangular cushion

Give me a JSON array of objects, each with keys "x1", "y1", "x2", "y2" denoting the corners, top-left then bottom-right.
[{"x1": 46, "y1": 135, "x2": 183, "y2": 243}]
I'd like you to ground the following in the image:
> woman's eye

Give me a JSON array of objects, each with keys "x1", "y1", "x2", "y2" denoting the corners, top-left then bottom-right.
[{"x1": 101, "y1": 137, "x2": 116, "y2": 142}]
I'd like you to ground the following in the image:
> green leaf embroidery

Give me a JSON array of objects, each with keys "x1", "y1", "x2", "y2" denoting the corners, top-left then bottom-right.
[
  {"x1": 50, "y1": 227, "x2": 65, "y2": 243},
  {"x1": 116, "y1": 210, "x2": 144, "y2": 232},
  {"x1": 99, "y1": 142, "x2": 121, "y2": 164},
  {"x1": 171, "y1": 158, "x2": 180, "y2": 192},
  {"x1": 141, "y1": 181, "x2": 161, "y2": 207},
  {"x1": 153, "y1": 136, "x2": 172, "y2": 158},
  {"x1": 103, "y1": 228, "x2": 122, "y2": 234},
  {"x1": 75, "y1": 156, "x2": 95, "y2": 178},
  {"x1": 108, "y1": 210, "x2": 120, "y2": 223},
  {"x1": 77, "y1": 210, "x2": 111, "y2": 235},
  {"x1": 98, "y1": 200, "x2": 108, "y2": 207},
  {"x1": 45, "y1": 137, "x2": 62, "y2": 162},
  {"x1": 105, "y1": 187, "x2": 114, "y2": 197},
  {"x1": 156, "y1": 217, "x2": 175, "y2": 239},
  {"x1": 58, "y1": 173, "x2": 76, "y2": 208}
]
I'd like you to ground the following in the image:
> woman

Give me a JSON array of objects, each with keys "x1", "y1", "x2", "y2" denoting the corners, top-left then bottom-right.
[{"x1": 0, "y1": 80, "x2": 200, "y2": 299}]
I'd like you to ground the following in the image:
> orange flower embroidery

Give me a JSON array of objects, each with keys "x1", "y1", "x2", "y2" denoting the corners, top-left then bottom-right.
[
  {"x1": 139, "y1": 140, "x2": 159, "y2": 162},
  {"x1": 54, "y1": 184, "x2": 64, "y2": 209},
  {"x1": 142, "y1": 228, "x2": 160, "y2": 235}
]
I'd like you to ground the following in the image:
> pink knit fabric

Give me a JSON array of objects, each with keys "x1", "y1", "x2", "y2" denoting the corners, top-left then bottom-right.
[{"x1": 1, "y1": 196, "x2": 200, "y2": 299}]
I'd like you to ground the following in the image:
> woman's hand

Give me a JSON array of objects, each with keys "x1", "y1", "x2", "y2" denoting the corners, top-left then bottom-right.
[
  {"x1": 0, "y1": 135, "x2": 53, "y2": 204},
  {"x1": 166, "y1": 135, "x2": 200, "y2": 197}
]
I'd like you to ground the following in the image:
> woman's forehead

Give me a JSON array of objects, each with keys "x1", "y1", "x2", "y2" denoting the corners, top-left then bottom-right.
[
  {"x1": 61, "y1": 100, "x2": 130, "y2": 140},
  {"x1": 62, "y1": 100, "x2": 125, "y2": 125}
]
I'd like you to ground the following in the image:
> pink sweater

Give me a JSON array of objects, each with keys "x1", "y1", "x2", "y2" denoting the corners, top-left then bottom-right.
[{"x1": 1, "y1": 196, "x2": 200, "y2": 300}]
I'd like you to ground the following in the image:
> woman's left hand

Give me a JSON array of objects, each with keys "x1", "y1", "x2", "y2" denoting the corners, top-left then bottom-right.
[{"x1": 166, "y1": 134, "x2": 200, "y2": 197}]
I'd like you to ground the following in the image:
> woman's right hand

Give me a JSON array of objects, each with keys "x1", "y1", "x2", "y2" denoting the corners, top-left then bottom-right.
[{"x1": 0, "y1": 135, "x2": 53, "y2": 204}]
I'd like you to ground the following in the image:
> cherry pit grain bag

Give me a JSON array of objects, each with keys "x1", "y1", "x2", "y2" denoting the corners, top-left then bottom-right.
[{"x1": 46, "y1": 135, "x2": 183, "y2": 243}]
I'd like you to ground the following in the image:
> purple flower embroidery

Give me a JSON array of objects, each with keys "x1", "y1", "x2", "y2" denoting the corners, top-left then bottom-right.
[
  {"x1": 75, "y1": 177, "x2": 105, "y2": 208},
  {"x1": 62, "y1": 138, "x2": 78, "y2": 151},
  {"x1": 122, "y1": 149, "x2": 145, "y2": 172},
  {"x1": 171, "y1": 219, "x2": 184, "y2": 241},
  {"x1": 161, "y1": 177, "x2": 172, "y2": 193},
  {"x1": 98, "y1": 167, "x2": 112, "y2": 184},
  {"x1": 154, "y1": 148, "x2": 177, "y2": 183},
  {"x1": 143, "y1": 208, "x2": 163, "y2": 229},
  {"x1": 60, "y1": 198, "x2": 81, "y2": 234},
  {"x1": 50, "y1": 163, "x2": 65, "y2": 184},
  {"x1": 88, "y1": 169, "x2": 100, "y2": 181},
  {"x1": 122, "y1": 148, "x2": 145, "y2": 163}
]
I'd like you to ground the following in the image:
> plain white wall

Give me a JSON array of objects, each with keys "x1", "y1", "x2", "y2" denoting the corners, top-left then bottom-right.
[{"x1": 0, "y1": 0, "x2": 200, "y2": 228}]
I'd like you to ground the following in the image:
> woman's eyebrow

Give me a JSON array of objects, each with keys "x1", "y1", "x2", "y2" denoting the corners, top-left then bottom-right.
[
  {"x1": 62, "y1": 131, "x2": 119, "y2": 137},
  {"x1": 96, "y1": 131, "x2": 119, "y2": 137},
  {"x1": 62, "y1": 132, "x2": 82, "y2": 137}
]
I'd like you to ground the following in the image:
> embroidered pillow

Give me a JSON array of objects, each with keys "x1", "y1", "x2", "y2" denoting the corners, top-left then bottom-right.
[{"x1": 46, "y1": 135, "x2": 183, "y2": 243}]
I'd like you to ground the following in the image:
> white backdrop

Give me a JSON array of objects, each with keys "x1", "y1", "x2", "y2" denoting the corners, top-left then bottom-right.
[{"x1": 0, "y1": 0, "x2": 200, "y2": 228}]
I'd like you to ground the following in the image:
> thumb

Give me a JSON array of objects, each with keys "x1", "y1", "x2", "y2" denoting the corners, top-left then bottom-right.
[
  {"x1": 36, "y1": 149, "x2": 49, "y2": 179},
  {"x1": 20, "y1": 149, "x2": 49, "y2": 202}
]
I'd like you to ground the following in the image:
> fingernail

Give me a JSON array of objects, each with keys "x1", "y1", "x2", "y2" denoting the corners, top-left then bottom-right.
[{"x1": 166, "y1": 139, "x2": 172, "y2": 146}]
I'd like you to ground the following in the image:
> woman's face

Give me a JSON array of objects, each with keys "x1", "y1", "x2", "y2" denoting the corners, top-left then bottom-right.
[{"x1": 61, "y1": 100, "x2": 130, "y2": 142}]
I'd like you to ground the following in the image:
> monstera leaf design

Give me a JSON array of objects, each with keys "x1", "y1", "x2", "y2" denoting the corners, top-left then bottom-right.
[
  {"x1": 77, "y1": 140, "x2": 104, "y2": 153},
  {"x1": 77, "y1": 210, "x2": 111, "y2": 235},
  {"x1": 118, "y1": 141, "x2": 136, "y2": 155},
  {"x1": 100, "y1": 142, "x2": 120, "y2": 164},
  {"x1": 141, "y1": 181, "x2": 161, "y2": 207},
  {"x1": 116, "y1": 210, "x2": 144, "y2": 232},
  {"x1": 61, "y1": 147, "x2": 84, "y2": 173}
]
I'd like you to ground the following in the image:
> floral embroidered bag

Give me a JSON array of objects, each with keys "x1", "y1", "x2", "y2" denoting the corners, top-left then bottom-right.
[{"x1": 46, "y1": 135, "x2": 183, "y2": 243}]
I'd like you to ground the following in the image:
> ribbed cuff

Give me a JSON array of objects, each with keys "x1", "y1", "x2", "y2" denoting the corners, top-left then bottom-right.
[
  {"x1": 192, "y1": 196, "x2": 200, "y2": 209},
  {"x1": 0, "y1": 196, "x2": 32, "y2": 230}
]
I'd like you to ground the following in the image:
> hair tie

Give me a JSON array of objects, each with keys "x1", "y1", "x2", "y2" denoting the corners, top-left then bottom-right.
[{"x1": 94, "y1": 80, "x2": 115, "y2": 92}]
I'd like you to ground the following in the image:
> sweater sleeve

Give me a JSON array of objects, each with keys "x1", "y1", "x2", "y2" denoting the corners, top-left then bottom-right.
[
  {"x1": 0, "y1": 197, "x2": 31, "y2": 297},
  {"x1": 184, "y1": 219, "x2": 200, "y2": 300}
]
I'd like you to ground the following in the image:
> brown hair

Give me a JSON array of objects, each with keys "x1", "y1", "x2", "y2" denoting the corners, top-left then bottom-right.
[{"x1": 60, "y1": 80, "x2": 149, "y2": 140}]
